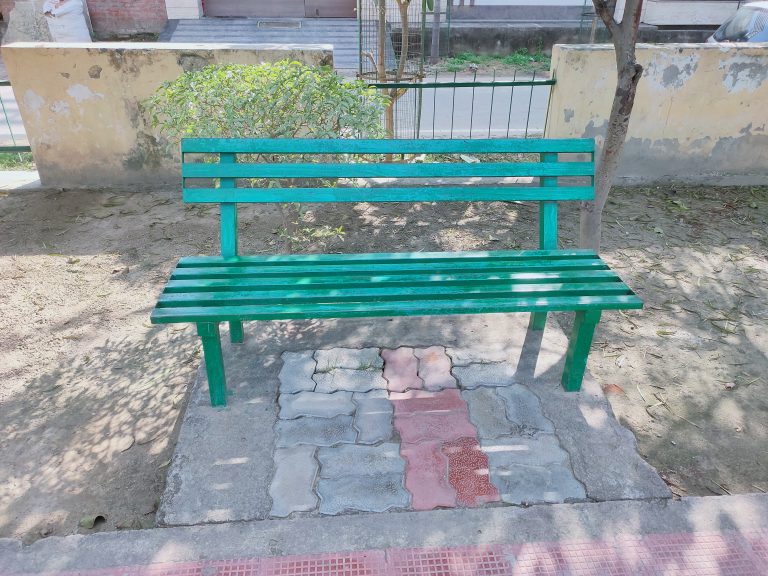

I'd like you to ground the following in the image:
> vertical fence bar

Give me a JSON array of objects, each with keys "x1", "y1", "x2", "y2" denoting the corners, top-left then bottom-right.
[
  {"x1": 450, "y1": 71, "x2": 457, "y2": 139},
  {"x1": 468, "y1": 69, "x2": 477, "y2": 138},
  {"x1": 505, "y1": 70, "x2": 517, "y2": 138},
  {"x1": 524, "y1": 70, "x2": 536, "y2": 138},
  {"x1": 432, "y1": 69, "x2": 438, "y2": 138},
  {"x1": 488, "y1": 69, "x2": 496, "y2": 138}
]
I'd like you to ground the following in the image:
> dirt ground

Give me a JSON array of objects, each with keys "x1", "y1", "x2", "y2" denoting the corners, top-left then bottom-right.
[{"x1": 0, "y1": 182, "x2": 766, "y2": 544}]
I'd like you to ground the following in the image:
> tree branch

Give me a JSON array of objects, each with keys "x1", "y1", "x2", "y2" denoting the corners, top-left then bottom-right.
[{"x1": 592, "y1": 0, "x2": 620, "y2": 37}]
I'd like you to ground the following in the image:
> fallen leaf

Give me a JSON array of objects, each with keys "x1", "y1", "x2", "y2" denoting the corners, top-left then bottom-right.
[
  {"x1": 66, "y1": 257, "x2": 80, "y2": 265},
  {"x1": 79, "y1": 514, "x2": 106, "y2": 529},
  {"x1": 653, "y1": 226, "x2": 664, "y2": 234},
  {"x1": 724, "y1": 382, "x2": 736, "y2": 390},
  {"x1": 615, "y1": 354, "x2": 627, "y2": 368},
  {"x1": 459, "y1": 154, "x2": 480, "y2": 164},
  {"x1": 602, "y1": 383, "x2": 626, "y2": 395}
]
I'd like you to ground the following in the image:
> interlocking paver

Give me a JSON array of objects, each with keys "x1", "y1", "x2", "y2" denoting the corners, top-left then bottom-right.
[
  {"x1": 442, "y1": 437, "x2": 500, "y2": 507},
  {"x1": 278, "y1": 391, "x2": 355, "y2": 420},
  {"x1": 453, "y1": 362, "x2": 516, "y2": 389},
  {"x1": 275, "y1": 415, "x2": 357, "y2": 448},
  {"x1": 315, "y1": 348, "x2": 383, "y2": 372},
  {"x1": 318, "y1": 444, "x2": 405, "y2": 478},
  {"x1": 278, "y1": 351, "x2": 317, "y2": 393},
  {"x1": 415, "y1": 346, "x2": 457, "y2": 391},
  {"x1": 481, "y1": 435, "x2": 586, "y2": 504},
  {"x1": 462, "y1": 387, "x2": 516, "y2": 439},
  {"x1": 389, "y1": 389, "x2": 466, "y2": 416},
  {"x1": 353, "y1": 393, "x2": 394, "y2": 445},
  {"x1": 394, "y1": 411, "x2": 477, "y2": 443},
  {"x1": 317, "y1": 474, "x2": 410, "y2": 514},
  {"x1": 400, "y1": 441, "x2": 457, "y2": 510},
  {"x1": 495, "y1": 384, "x2": 554, "y2": 435},
  {"x1": 314, "y1": 368, "x2": 387, "y2": 394},
  {"x1": 269, "y1": 446, "x2": 318, "y2": 517},
  {"x1": 381, "y1": 347, "x2": 422, "y2": 392}
]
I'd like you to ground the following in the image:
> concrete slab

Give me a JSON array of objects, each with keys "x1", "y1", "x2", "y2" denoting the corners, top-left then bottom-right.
[{"x1": 4, "y1": 495, "x2": 768, "y2": 573}]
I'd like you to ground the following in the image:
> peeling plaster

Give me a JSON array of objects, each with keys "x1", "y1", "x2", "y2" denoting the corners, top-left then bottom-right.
[
  {"x1": 564, "y1": 109, "x2": 574, "y2": 123},
  {"x1": 646, "y1": 52, "x2": 699, "y2": 90},
  {"x1": 50, "y1": 100, "x2": 70, "y2": 115},
  {"x1": 720, "y1": 57, "x2": 767, "y2": 93},
  {"x1": 23, "y1": 90, "x2": 45, "y2": 113},
  {"x1": 67, "y1": 84, "x2": 104, "y2": 103}
]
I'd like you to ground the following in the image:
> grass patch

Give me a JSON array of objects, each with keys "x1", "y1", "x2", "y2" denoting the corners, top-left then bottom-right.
[
  {"x1": 440, "y1": 49, "x2": 550, "y2": 74},
  {"x1": 0, "y1": 152, "x2": 35, "y2": 171}
]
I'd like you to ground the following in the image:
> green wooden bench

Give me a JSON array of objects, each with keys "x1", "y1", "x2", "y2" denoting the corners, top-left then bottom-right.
[{"x1": 151, "y1": 138, "x2": 642, "y2": 406}]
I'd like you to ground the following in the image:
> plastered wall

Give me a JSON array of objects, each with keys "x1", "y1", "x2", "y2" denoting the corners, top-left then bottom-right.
[
  {"x1": 3, "y1": 42, "x2": 333, "y2": 188},
  {"x1": 546, "y1": 44, "x2": 768, "y2": 185}
]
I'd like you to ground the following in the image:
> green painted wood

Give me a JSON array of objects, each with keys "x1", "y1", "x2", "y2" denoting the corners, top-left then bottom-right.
[
  {"x1": 539, "y1": 152, "x2": 559, "y2": 250},
  {"x1": 182, "y1": 161, "x2": 595, "y2": 180},
  {"x1": 528, "y1": 312, "x2": 547, "y2": 330},
  {"x1": 229, "y1": 321, "x2": 244, "y2": 344},
  {"x1": 196, "y1": 322, "x2": 228, "y2": 406},
  {"x1": 219, "y1": 153, "x2": 238, "y2": 258},
  {"x1": 182, "y1": 138, "x2": 595, "y2": 155},
  {"x1": 170, "y1": 259, "x2": 610, "y2": 280},
  {"x1": 177, "y1": 249, "x2": 598, "y2": 266},
  {"x1": 151, "y1": 294, "x2": 641, "y2": 324},
  {"x1": 157, "y1": 282, "x2": 633, "y2": 307},
  {"x1": 561, "y1": 309, "x2": 602, "y2": 392},
  {"x1": 182, "y1": 186, "x2": 595, "y2": 204}
]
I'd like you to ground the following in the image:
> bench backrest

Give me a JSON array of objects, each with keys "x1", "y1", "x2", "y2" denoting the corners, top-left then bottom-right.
[{"x1": 181, "y1": 138, "x2": 595, "y2": 257}]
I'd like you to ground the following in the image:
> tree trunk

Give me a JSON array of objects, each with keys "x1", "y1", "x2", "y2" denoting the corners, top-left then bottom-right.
[
  {"x1": 580, "y1": 0, "x2": 644, "y2": 252},
  {"x1": 430, "y1": 0, "x2": 442, "y2": 65}
]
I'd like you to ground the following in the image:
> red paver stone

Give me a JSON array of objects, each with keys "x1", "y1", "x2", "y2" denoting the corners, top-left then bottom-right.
[
  {"x1": 389, "y1": 389, "x2": 466, "y2": 416},
  {"x1": 415, "y1": 346, "x2": 457, "y2": 391},
  {"x1": 442, "y1": 437, "x2": 500, "y2": 507},
  {"x1": 260, "y1": 551, "x2": 389, "y2": 576},
  {"x1": 394, "y1": 411, "x2": 477, "y2": 443},
  {"x1": 382, "y1": 347, "x2": 423, "y2": 392},
  {"x1": 400, "y1": 441, "x2": 457, "y2": 510}
]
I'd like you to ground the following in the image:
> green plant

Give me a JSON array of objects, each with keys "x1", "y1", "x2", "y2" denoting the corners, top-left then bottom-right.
[
  {"x1": 144, "y1": 61, "x2": 388, "y2": 141},
  {"x1": 0, "y1": 152, "x2": 35, "y2": 170}
]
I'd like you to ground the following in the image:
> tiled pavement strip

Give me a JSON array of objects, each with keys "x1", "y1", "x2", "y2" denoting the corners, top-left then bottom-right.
[{"x1": 5, "y1": 529, "x2": 768, "y2": 575}]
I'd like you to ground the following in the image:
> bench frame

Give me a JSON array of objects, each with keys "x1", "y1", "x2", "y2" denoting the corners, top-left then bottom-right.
[{"x1": 152, "y1": 138, "x2": 641, "y2": 406}]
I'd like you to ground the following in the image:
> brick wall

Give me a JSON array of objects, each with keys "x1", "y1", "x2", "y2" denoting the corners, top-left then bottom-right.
[
  {"x1": 86, "y1": 0, "x2": 167, "y2": 38},
  {"x1": 0, "y1": 0, "x2": 168, "y2": 38}
]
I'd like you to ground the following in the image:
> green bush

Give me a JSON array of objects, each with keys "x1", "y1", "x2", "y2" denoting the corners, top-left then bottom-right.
[{"x1": 144, "y1": 61, "x2": 388, "y2": 141}]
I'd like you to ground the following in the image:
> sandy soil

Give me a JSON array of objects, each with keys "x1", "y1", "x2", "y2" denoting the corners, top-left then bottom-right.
[{"x1": 0, "y1": 182, "x2": 766, "y2": 543}]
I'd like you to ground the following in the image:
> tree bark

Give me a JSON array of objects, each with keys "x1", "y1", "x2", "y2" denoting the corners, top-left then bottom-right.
[{"x1": 580, "y1": 0, "x2": 644, "y2": 251}]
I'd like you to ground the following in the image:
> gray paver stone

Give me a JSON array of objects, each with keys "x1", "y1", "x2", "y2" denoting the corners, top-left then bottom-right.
[
  {"x1": 314, "y1": 369, "x2": 387, "y2": 393},
  {"x1": 318, "y1": 443, "x2": 405, "y2": 478},
  {"x1": 481, "y1": 435, "x2": 570, "y2": 468},
  {"x1": 453, "y1": 362, "x2": 516, "y2": 389},
  {"x1": 315, "y1": 348, "x2": 383, "y2": 372},
  {"x1": 269, "y1": 446, "x2": 318, "y2": 517},
  {"x1": 279, "y1": 391, "x2": 355, "y2": 419},
  {"x1": 275, "y1": 415, "x2": 357, "y2": 448},
  {"x1": 495, "y1": 384, "x2": 554, "y2": 435},
  {"x1": 490, "y1": 463, "x2": 587, "y2": 504},
  {"x1": 462, "y1": 388, "x2": 516, "y2": 438},
  {"x1": 279, "y1": 351, "x2": 317, "y2": 394},
  {"x1": 446, "y1": 347, "x2": 509, "y2": 366},
  {"x1": 353, "y1": 395, "x2": 394, "y2": 444},
  {"x1": 317, "y1": 473, "x2": 410, "y2": 514}
]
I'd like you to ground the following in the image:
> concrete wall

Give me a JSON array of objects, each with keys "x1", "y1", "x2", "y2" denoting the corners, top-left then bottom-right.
[
  {"x1": 546, "y1": 43, "x2": 768, "y2": 185},
  {"x1": 3, "y1": 42, "x2": 333, "y2": 188}
]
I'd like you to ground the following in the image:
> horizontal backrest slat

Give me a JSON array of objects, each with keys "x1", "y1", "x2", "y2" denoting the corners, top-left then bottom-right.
[
  {"x1": 182, "y1": 138, "x2": 595, "y2": 155},
  {"x1": 183, "y1": 161, "x2": 595, "y2": 180},
  {"x1": 183, "y1": 186, "x2": 595, "y2": 204}
]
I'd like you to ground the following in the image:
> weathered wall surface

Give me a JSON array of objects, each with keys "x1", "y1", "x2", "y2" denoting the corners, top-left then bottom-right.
[
  {"x1": 3, "y1": 43, "x2": 333, "y2": 188},
  {"x1": 546, "y1": 44, "x2": 768, "y2": 185}
]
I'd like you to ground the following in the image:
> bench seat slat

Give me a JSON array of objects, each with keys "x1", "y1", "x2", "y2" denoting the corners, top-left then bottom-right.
[
  {"x1": 171, "y1": 260, "x2": 610, "y2": 281},
  {"x1": 182, "y1": 161, "x2": 595, "y2": 180},
  {"x1": 158, "y1": 282, "x2": 633, "y2": 307},
  {"x1": 177, "y1": 249, "x2": 598, "y2": 267},
  {"x1": 163, "y1": 270, "x2": 625, "y2": 292},
  {"x1": 151, "y1": 294, "x2": 643, "y2": 324},
  {"x1": 182, "y1": 137, "x2": 595, "y2": 155}
]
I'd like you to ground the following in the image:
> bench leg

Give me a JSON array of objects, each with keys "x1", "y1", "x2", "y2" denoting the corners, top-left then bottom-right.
[
  {"x1": 529, "y1": 311, "x2": 547, "y2": 330},
  {"x1": 197, "y1": 322, "x2": 228, "y2": 407},
  {"x1": 561, "y1": 310, "x2": 601, "y2": 392},
  {"x1": 229, "y1": 321, "x2": 244, "y2": 344}
]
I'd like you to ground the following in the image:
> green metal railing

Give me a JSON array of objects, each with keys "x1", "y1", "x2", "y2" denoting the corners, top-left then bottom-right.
[
  {"x1": 369, "y1": 71, "x2": 555, "y2": 139},
  {"x1": 0, "y1": 81, "x2": 31, "y2": 153}
]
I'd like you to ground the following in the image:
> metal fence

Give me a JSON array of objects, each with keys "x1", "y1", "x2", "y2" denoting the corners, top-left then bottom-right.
[
  {"x1": 369, "y1": 71, "x2": 554, "y2": 139},
  {"x1": 0, "y1": 81, "x2": 31, "y2": 153}
]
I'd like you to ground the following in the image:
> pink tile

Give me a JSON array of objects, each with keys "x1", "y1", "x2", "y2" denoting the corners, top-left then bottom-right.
[
  {"x1": 394, "y1": 411, "x2": 477, "y2": 443},
  {"x1": 415, "y1": 346, "x2": 457, "y2": 391},
  {"x1": 382, "y1": 347, "x2": 423, "y2": 392},
  {"x1": 389, "y1": 389, "x2": 466, "y2": 416},
  {"x1": 400, "y1": 441, "x2": 457, "y2": 510},
  {"x1": 442, "y1": 437, "x2": 500, "y2": 507}
]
